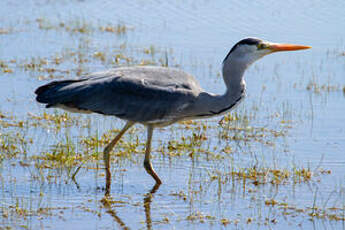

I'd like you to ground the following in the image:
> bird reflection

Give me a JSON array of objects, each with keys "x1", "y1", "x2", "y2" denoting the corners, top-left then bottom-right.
[
  {"x1": 101, "y1": 183, "x2": 161, "y2": 230},
  {"x1": 100, "y1": 196, "x2": 129, "y2": 230},
  {"x1": 143, "y1": 183, "x2": 161, "y2": 230}
]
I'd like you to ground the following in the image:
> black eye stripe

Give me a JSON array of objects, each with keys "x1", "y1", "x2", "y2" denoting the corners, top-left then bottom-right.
[{"x1": 237, "y1": 38, "x2": 261, "y2": 46}]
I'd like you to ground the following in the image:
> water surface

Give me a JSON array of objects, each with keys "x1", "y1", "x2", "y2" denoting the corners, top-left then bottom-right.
[{"x1": 0, "y1": 0, "x2": 344, "y2": 229}]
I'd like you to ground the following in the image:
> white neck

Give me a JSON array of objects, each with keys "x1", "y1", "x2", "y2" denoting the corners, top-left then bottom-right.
[
  {"x1": 222, "y1": 57, "x2": 247, "y2": 97},
  {"x1": 189, "y1": 58, "x2": 248, "y2": 118}
]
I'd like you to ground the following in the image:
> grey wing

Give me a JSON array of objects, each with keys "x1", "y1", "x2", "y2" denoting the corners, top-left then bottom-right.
[{"x1": 35, "y1": 66, "x2": 201, "y2": 123}]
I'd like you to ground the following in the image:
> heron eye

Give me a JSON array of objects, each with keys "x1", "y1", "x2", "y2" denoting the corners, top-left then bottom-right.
[{"x1": 257, "y1": 43, "x2": 268, "y2": 50}]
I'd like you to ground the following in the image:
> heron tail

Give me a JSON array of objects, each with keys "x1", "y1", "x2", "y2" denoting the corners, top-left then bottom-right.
[{"x1": 35, "y1": 79, "x2": 87, "y2": 107}]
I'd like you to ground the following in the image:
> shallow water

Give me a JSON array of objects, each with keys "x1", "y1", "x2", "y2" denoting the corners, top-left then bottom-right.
[{"x1": 0, "y1": 0, "x2": 344, "y2": 229}]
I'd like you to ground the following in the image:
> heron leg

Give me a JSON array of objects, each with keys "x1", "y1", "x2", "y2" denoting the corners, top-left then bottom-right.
[
  {"x1": 104, "y1": 121, "x2": 134, "y2": 194},
  {"x1": 143, "y1": 125, "x2": 162, "y2": 184}
]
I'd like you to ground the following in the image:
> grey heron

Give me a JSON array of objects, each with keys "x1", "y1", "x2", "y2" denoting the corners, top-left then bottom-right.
[{"x1": 35, "y1": 38, "x2": 310, "y2": 193}]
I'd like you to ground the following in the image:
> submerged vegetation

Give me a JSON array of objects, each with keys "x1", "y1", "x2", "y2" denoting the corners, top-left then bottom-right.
[
  {"x1": 36, "y1": 17, "x2": 133, "y2": 35},
  {"x1": 1, "y1": 104, "x2": 343, "y2": 229},
  {"x1": 0, "y1": 39, "x2": 173, "y2": 81}
]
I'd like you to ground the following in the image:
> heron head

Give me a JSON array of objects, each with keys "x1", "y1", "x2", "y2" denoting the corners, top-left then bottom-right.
[{"x1": 223, "y1": 38, "x2": 311, "y2": 67}]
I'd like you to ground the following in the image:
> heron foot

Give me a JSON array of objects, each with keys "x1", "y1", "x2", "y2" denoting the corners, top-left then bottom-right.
[{"x1": 144, "y1": 160, "x2": 162, "y2": 184}]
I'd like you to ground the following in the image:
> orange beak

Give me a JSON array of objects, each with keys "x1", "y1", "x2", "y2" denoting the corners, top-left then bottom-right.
[{"x1": 268, "y1": 43, "x2": 311, "y2": 52}]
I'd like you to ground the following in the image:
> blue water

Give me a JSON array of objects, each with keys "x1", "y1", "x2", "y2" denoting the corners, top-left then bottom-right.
[{"x1": 0, "y1": 0, "x2": 344, "y2": 229}]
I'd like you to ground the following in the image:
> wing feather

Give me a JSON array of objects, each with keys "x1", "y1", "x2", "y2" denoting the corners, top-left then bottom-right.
[{"x1": 35, "y1": 66, "x2": 201, "y2": 123}]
